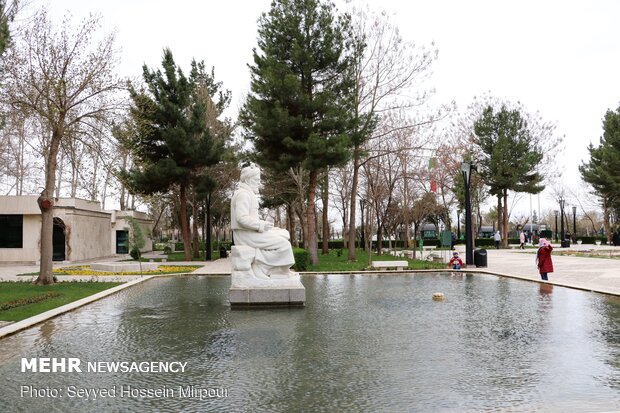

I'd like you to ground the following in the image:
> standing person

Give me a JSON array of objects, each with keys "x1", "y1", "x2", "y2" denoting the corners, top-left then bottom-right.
[
  {"x1": 536, "y1": 238, "x2": 554, "y2": 281},
  {"x1": 494, "y1": 230, "x2": 501, "y2": 249},
  {"x1": 448, "y1": 251, "x2": 465, "y2": 270},
  {"x1": 519, "y1": 230, "x2": 526, "y2": 249}
]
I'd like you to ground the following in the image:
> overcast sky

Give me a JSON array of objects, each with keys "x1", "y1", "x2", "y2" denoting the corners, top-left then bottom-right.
[{"x1": 39, "y1": 0, "x2": 620, "y2": 216}]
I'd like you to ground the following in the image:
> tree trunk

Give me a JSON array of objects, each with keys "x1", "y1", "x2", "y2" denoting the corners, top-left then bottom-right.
[
  {"x1": 287, "y1": 204, "x2": 296, "y2": 246},
  {"x1": 603, "y1": 196, "x2": 612, "y2": 245},
  {"x1": 376, "y1": 207, "x2": 383, "y2": 255},
  {"x1": 497, "y1": 194, "x2": 502, "y2": 238},
  {"x1": 503, "y1": 189, "x2": 509, "y2": 247},
  {"x1": 179, "y1": 184, "x2": 192, "y2": 261},
  {"x1": 321, "y1": 173, "x2": 329, "y2": 255},
  {"x1": 191, "y1": 189, "x2": 199, "y2": 259},
  {"x1": 295, "y1": 206, "x2": 305, "y2": 249},
  {"x1": 347, "y1": 150, "x2": 360, "y2": 260},
  {"x1": 206, "y1": 193, "x2": 212, "y2": 261},
  {"x1": 35, "y1": 127, "x2": 64, "y2": 285},
  {"x1": 55, "y1": 150, "x2": 64, "y2": 199},
  {"x1": 307, "y1": 170, "x2": 319, "y2": 264}
]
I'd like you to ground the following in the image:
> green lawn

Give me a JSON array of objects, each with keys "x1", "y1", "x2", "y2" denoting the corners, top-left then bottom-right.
[
  {"x1": 0, "y1": 282, "x2": 121, "y2": 322},
  {"x1": 160, "y1": 251, "x2": 220, "y2": 262},
  {"x1": 307, "y1": 250, "x2": 447, "y2": 272}
]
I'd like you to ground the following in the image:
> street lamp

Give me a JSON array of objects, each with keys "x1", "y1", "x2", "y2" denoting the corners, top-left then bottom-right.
[
  {"x1": 572, "y1": 205, "x2": 577, "y2": 241},
  {"x1": 554, "y1": 210, "x2": 558, "y2": 243},
  {"x1": 461, "y1": 161, "x2": 476, "y2": 265},
  {"x1": 559, "y1": 197, "x2": 566, "y2": 246},
  {"x1": 457, "y1": 209, "x2": 461, "y2": 239}
]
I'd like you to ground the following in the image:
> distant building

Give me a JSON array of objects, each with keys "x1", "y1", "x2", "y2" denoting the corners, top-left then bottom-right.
[
  {"x1": 478, "y1": 226, "x2": 495, "y2": 238},
  {"x1": 420, "y1": 223, "x2": 438, "y2": 239},
  {"x1": 0, "y1": 196, "x2": 153, "y2": 264}
]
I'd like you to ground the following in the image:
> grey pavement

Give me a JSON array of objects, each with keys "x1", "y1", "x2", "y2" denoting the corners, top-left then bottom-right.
[
  {"x1": 458, "y1": 243, "x2": 620, "y2": 296},
  {"x1": 0, "y1": 243, "x2": 618, "y2": 296}
]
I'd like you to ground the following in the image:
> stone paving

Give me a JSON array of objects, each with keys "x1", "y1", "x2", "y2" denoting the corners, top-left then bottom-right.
[{"x1": 460, "y1": 243, "x2": 620, "y2": 296}]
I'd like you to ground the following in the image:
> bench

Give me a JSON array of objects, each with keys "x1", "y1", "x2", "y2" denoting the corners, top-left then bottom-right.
[{"x1": 371, "y1": 260, "x2": 408, "y2": 271}]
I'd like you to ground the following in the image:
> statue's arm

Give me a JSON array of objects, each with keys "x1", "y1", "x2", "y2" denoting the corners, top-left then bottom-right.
[{"x1": 234, "y1": 192, "x2": 266, "y2": 232}]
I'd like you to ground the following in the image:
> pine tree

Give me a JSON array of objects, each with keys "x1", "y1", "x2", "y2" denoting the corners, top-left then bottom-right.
[
  {"x1": 579, "y1": 104, "x2": 620, "y2": 241},
  {"x1": 474, "y1": 105, "x2": 544, "y2": 246},
  {"x1": 122, "y1": 49, "x2": 222, "y2": 260},
  {"x1": 241, "y1": 0, "x2": 355, "y2": 264}
]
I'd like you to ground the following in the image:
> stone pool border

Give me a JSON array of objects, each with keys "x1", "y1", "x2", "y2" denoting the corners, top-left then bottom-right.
[
  {"x1": 3, "y1": 267, "x2": 617, "y2": 340},
  {"x1": 0, "y1": 276, "x2": 156, "y2": 339}
]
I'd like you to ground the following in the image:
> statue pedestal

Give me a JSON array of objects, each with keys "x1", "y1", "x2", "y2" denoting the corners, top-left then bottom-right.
[
  {"x1": 229, "y1": 286, "x2": 306, "y2": 307},
  {"x1": 229, "y1": 246, "x2": 305, "y2": 307}
]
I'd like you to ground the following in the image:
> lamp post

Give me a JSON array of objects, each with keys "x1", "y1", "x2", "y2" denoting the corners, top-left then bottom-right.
[
  {"x1": 572, "y1": 205, "x2": 577, "y2": 241},
  {"x1": 461, "y1": 161, "x2": 476, "y2": 265},
  {"x1": 457, "y1": 209, "x2": 461, "y2": 239},
  {"x1": 554, "y1": 210, "x2": 558, "y2": 243},
  {"x1": 559, "y1": 197, "x2": 566, "y2": 246}
]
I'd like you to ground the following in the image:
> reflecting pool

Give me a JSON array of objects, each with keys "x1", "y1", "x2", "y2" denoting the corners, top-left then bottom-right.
[{"x1": 1, "y1": 273, "x2": 619, "y2": 412}]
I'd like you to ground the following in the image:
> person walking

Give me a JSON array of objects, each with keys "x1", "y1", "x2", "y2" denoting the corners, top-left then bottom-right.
[
  {"x1": 494, "y1": 230, "x2": 501, "y2": 249},
  {"x1": 519, "y1": 230, "x2": 526, "y2": 249},
  {"x1": 536, "y1": 238, "x2": 554, "y2": 281}
]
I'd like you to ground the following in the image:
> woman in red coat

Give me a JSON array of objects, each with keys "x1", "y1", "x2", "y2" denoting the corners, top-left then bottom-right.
[{"x1": 536, "y1": 238, "x2": 554, "y2": 280}]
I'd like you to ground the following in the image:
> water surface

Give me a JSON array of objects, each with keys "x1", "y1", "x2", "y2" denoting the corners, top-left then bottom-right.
[{"x1": 0, "y1": 273, "x2": 619, "y2": 412}]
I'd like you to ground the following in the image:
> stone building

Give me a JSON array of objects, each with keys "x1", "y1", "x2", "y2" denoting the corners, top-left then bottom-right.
[{"x1": 0, "y1": 196, "x2": 153, "y2": 264}]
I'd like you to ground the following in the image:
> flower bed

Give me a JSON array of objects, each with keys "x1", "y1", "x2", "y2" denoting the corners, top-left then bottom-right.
[{"x1": 53, "y1": 265, "x2": 202, "y2": 276}]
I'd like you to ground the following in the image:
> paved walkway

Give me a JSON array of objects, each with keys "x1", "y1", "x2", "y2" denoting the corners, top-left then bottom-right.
[
  {"x1": 1, "y1": 244, "x2": 618, "y2": 296},
  {"x1": 463, "y1": 244, "x2": 620, "y2": 296}
]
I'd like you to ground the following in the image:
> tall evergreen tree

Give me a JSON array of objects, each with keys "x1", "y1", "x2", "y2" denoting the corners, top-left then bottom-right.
[
  {"x1": 122, "y1": 49, "x2": 221, "y2": 260},
  {"x1": 474, "y1": 105, "x2": 544, "y2": 245},
  {"x1": 241, "y1": 0, "x2": 355, "y2": 264},
  {"x1": 0, "y1": 0, "x2": 17, "y2": 56},
  {"x1": 579, "y1": 104, "x2": 620, "y2": 242}
]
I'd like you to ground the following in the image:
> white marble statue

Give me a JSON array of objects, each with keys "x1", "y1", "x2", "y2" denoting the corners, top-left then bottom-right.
[{"x1": 230, "y1": 164, "x2": 300, "y2": 288}]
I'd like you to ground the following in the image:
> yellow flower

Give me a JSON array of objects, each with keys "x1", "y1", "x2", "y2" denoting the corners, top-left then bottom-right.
[{"x1": 54, "y1": 265, "x2": 201, "y2": 276}]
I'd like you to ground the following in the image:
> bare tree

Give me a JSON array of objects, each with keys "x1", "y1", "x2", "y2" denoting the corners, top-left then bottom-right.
[
  {"x1": 1, "y1": 9, "x2": 124, "y2": 284},
  {"x1": 345, "y1": 7, "x2": 442, "y2": 261}
]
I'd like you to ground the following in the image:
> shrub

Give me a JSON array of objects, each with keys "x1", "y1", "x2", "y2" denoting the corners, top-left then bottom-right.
[
  {"x1": 293, "y1": 248, "x2": 308, "y2": 271},
  {"x1": 474, "y1": 238, "x2": 495, "y2": 247},
  {"x1": 153, "y1": 243, "x2": 167, "y2": 251},
  {"x1": 130, "y1": 247, "x2": 141, "y2": 261},
  {"x1": 163, "y1": 245, "x2": 172, "y2": 254},
  {"x1": 578, "y1": 236, "x2": 608, "y2": 245},
  {"x1": 0, "y1": 292, "x2": 61, "y2": 311}
]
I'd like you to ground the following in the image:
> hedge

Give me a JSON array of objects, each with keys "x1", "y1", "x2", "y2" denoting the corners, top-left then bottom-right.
[
  {"x1": 576, "y1": 236, "x2": 608, "y2": 245},
  {"x1": 293, "y1": 248, "x2": 309, "y2": 271}
]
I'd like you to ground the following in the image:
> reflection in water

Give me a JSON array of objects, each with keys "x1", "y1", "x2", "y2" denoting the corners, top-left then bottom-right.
[
  {"x1": 539, "y1": 283, "x2": 554, "y2": 297},
  {"x1": 0, "y1": 274, "x2": 618, "y2": 413}
]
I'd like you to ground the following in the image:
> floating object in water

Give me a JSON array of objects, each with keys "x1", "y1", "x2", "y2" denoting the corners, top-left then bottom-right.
[{"x1": 432, "y1": 292, "x2": 445, "y2": 301}]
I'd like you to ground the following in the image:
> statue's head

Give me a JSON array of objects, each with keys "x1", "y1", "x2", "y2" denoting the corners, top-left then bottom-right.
[{"x1": 240, "y1": 163, "x2": 261, "y2": 194}]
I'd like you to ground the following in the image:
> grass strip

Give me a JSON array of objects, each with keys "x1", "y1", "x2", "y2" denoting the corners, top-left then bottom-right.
[
  {"x1": 0, "y1": 292, "x2": 61, "y2": 311},
  {"x1": 0, "y1": 282, "x2": 121, "y2": 322},
  {"x1": 307, "y1": 250, "x2": 447, "y2": 272}
]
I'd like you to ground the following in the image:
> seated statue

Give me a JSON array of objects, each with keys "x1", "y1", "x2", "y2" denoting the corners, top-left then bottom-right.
[{"x1": 230, "y1": 164, "x2": 299, "y2": 288}]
